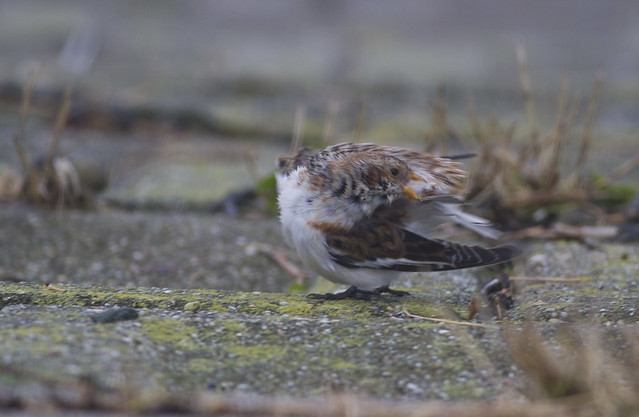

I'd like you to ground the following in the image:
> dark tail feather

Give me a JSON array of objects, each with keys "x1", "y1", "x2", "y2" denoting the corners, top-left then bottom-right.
[
  {"x1": 433, "y1": 242, "x2": 520, "y2": 271},
  {"x1": 442, "y1": 153, "x2": 477, "y2": 160},
  {"x1": 397, "y1": 231, "x2": 521, "y2": 272},
  {"x1": 329, "y1": 229, "x2": 521, "y2": 273}
]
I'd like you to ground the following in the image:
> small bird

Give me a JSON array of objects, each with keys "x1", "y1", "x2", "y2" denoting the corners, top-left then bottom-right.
[{"x1": 276, "y1": 142, "x2": 520, "y2": 300}]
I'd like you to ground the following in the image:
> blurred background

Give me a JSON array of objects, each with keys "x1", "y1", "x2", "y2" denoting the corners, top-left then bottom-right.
[
  {"x1": 1, "y1": 0, "x2": 638, "y2": 201},
  {"x1": 2, "y1": 1, "x2": 638, "y2": 105}
]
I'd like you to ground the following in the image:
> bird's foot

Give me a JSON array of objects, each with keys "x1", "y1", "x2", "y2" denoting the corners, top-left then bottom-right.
[
  {"x1": 307, "y1": 285, "x2": 409, "y2": 301},
  {"x1": 480, "y1": 274, "x2": 514, "y2": 310},
  {"x1": 307, "y1": 286, "x2": 373, "y2": 300},
  {"x1": 373, "y1": 285, "x2": 410, "y2": 297}
]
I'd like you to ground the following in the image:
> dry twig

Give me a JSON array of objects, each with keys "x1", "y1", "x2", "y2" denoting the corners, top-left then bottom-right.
[
  {"x1": 13, "y1": 67, "x2": 44, "y2": 175},
  {"x1": 401, "y1": 304, "x2": 495, "y2": 329},
  {"x1": 250, "y1": 243, "x2": 308, "y2": 284},
  {"x1": 509, "y1": 276, "x2": 585, "y2": 284},
  {"x1": 291, "y1": 104, "x2": 306, "y2": 153},
  {"x1": 321, "y1": 100, "x2": 340, "y2": 146},
  {"x1": 516, "y1": 43, "x2": 539, "y2": 143},
  {"x1": 463, "y1": 48, "x2": 636, "y2": 231},
  {"x1": 45, "y1": 86, "x2": 72, "y2": 170},
  {"x1": 353, "y1": 95, "x2": 367, "y2": 143},
  {"x1": 568, "y1": 72, "x2": 604, "y2": 188},
  {"x1": 502, "y1": 223, "x2": 618, "y2": 241}
]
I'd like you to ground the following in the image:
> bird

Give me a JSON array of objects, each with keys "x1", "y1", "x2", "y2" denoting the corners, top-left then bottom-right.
[{"x1": 276, "y1": 142, "x2": 520, "y2": 300}]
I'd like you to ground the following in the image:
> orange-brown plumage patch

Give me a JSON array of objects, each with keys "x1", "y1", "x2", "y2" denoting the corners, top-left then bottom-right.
[
  {"x1": 317, "y1": 204, "x2": 409, "y2": 262},
  {"x1": 308, "y1": 220, "x2": 349, "y2": 235}
]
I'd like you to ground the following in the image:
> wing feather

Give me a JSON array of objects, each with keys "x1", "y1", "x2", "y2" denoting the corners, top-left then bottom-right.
[{"x1": 325, "y1": 204, "x2": 519, "y2": 273}]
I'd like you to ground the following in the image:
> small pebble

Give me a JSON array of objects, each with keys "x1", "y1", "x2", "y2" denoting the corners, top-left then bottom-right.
[
  {"x1": 91, "y1": 307, "x2": 139, "y2": 323},
  {"x1": 184, "y1": 301, "x2": 201, "y2": 312}
]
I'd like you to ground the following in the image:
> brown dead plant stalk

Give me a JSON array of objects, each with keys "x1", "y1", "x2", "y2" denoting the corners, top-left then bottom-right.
[
  {"x1": 460, "y1": 47, "x2": 637, "y2": 229},
  {"x1": 13, "y1": 73, "x2": 92, "y2": 208},
  {"x1": 506, "y1": 324, "x2": 639, "y2": 417}
]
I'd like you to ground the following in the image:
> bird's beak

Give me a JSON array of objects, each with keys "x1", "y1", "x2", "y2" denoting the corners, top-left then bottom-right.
[
  {"x1": 404, "y1": 171, "x2": 423, "y2": 200},
  {"x1": 410, "y1": 172, "x2": 426, "y2": 182},
  {"x1": 403, "y1": 185, "x2": 420, "y2": 200}
]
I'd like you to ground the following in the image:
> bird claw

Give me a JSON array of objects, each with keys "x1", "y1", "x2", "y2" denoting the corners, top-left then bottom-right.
[
  {"x1": 374, "y1": 286, "x2": 410, "y2": 297},
  {"x1": 307, "y1": 285, "x2": 409, "y2": 301}
]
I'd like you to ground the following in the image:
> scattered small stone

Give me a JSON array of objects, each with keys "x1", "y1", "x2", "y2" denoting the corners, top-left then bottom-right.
[
  {"x1": 404, "y1": 382, "x2": 423, "y2": 394},
  {"x1": 91, "y1": 307, "x2": 139, "y2": 324},
  {"x1": 184, "y1": 301, "x2": 201, "y2": 312},
  {"x1": 525, "y1": 253, "x2": 549, "y2": 275},
  {"x1": 45, "y1": 283, "x2": 67, "y2": 292}
]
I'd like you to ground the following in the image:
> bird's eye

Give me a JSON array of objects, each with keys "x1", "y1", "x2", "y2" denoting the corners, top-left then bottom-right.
[{"x1": 390, "y1": 168, "x2": 399, "y2": 176}]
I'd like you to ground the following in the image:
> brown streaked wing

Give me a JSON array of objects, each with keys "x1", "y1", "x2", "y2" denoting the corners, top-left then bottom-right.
[
  {"x1": 321, "y1": 203, "x2": 409, "y2": 263},
  {"x1": 326, "y1": 203, "x2": 520, "y2": 272}
]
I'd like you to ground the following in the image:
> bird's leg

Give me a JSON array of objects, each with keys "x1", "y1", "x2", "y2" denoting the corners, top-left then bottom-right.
[
  {"x1": 307, "y1": 285, "x2": 410, "y2": 301},
  {"x1": 373, "y1": 285, "x2": 410, "y2": 297},
  {"x1": 480, "y1": 274, "x2": 514, "y2": 311},
  {"x1": 307, "y1": 286, "x2": 375, "y2": 301}
]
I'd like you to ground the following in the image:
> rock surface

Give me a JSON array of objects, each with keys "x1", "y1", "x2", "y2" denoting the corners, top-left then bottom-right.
[{"x1": 1, "y1": 206, "x2": 638, "y2": 405}]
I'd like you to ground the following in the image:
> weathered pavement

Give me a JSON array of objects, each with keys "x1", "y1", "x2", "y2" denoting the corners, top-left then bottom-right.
[
  {"x1": 1, "y1": 203, "x2": 638, "y2": 406},
  {"x1": 1, "y1": 1, "x2": 639, "y2": 414}
]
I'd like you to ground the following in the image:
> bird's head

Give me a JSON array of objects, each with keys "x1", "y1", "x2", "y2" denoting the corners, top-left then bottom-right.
[{"x1": 339, "y1": 154, "x2": 422, "y2": 210}]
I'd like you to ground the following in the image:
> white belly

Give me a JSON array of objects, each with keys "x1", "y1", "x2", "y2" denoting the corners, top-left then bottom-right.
[{"x1": 277, "y1": 171, "x2": 400, "y2": 291}]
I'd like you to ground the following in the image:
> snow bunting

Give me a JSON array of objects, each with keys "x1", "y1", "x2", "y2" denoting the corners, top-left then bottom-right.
[{"x1": 276, "y1": 142, "x2": 520, "y2": 300}]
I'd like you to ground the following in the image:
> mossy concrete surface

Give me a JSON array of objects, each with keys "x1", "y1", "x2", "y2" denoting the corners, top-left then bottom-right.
[
  {"x1": 0, "y1": 282, "x2": 509, "y2": 401},
  {"x1": 0, "y1": 182, "x2": 638, "y2": 405},
  {"x1": 0, "y1": 283, "x2": 511, "y2": 402},
  {"x1": 1, "y1": 237, "x2": 638, "y2": 403}
]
